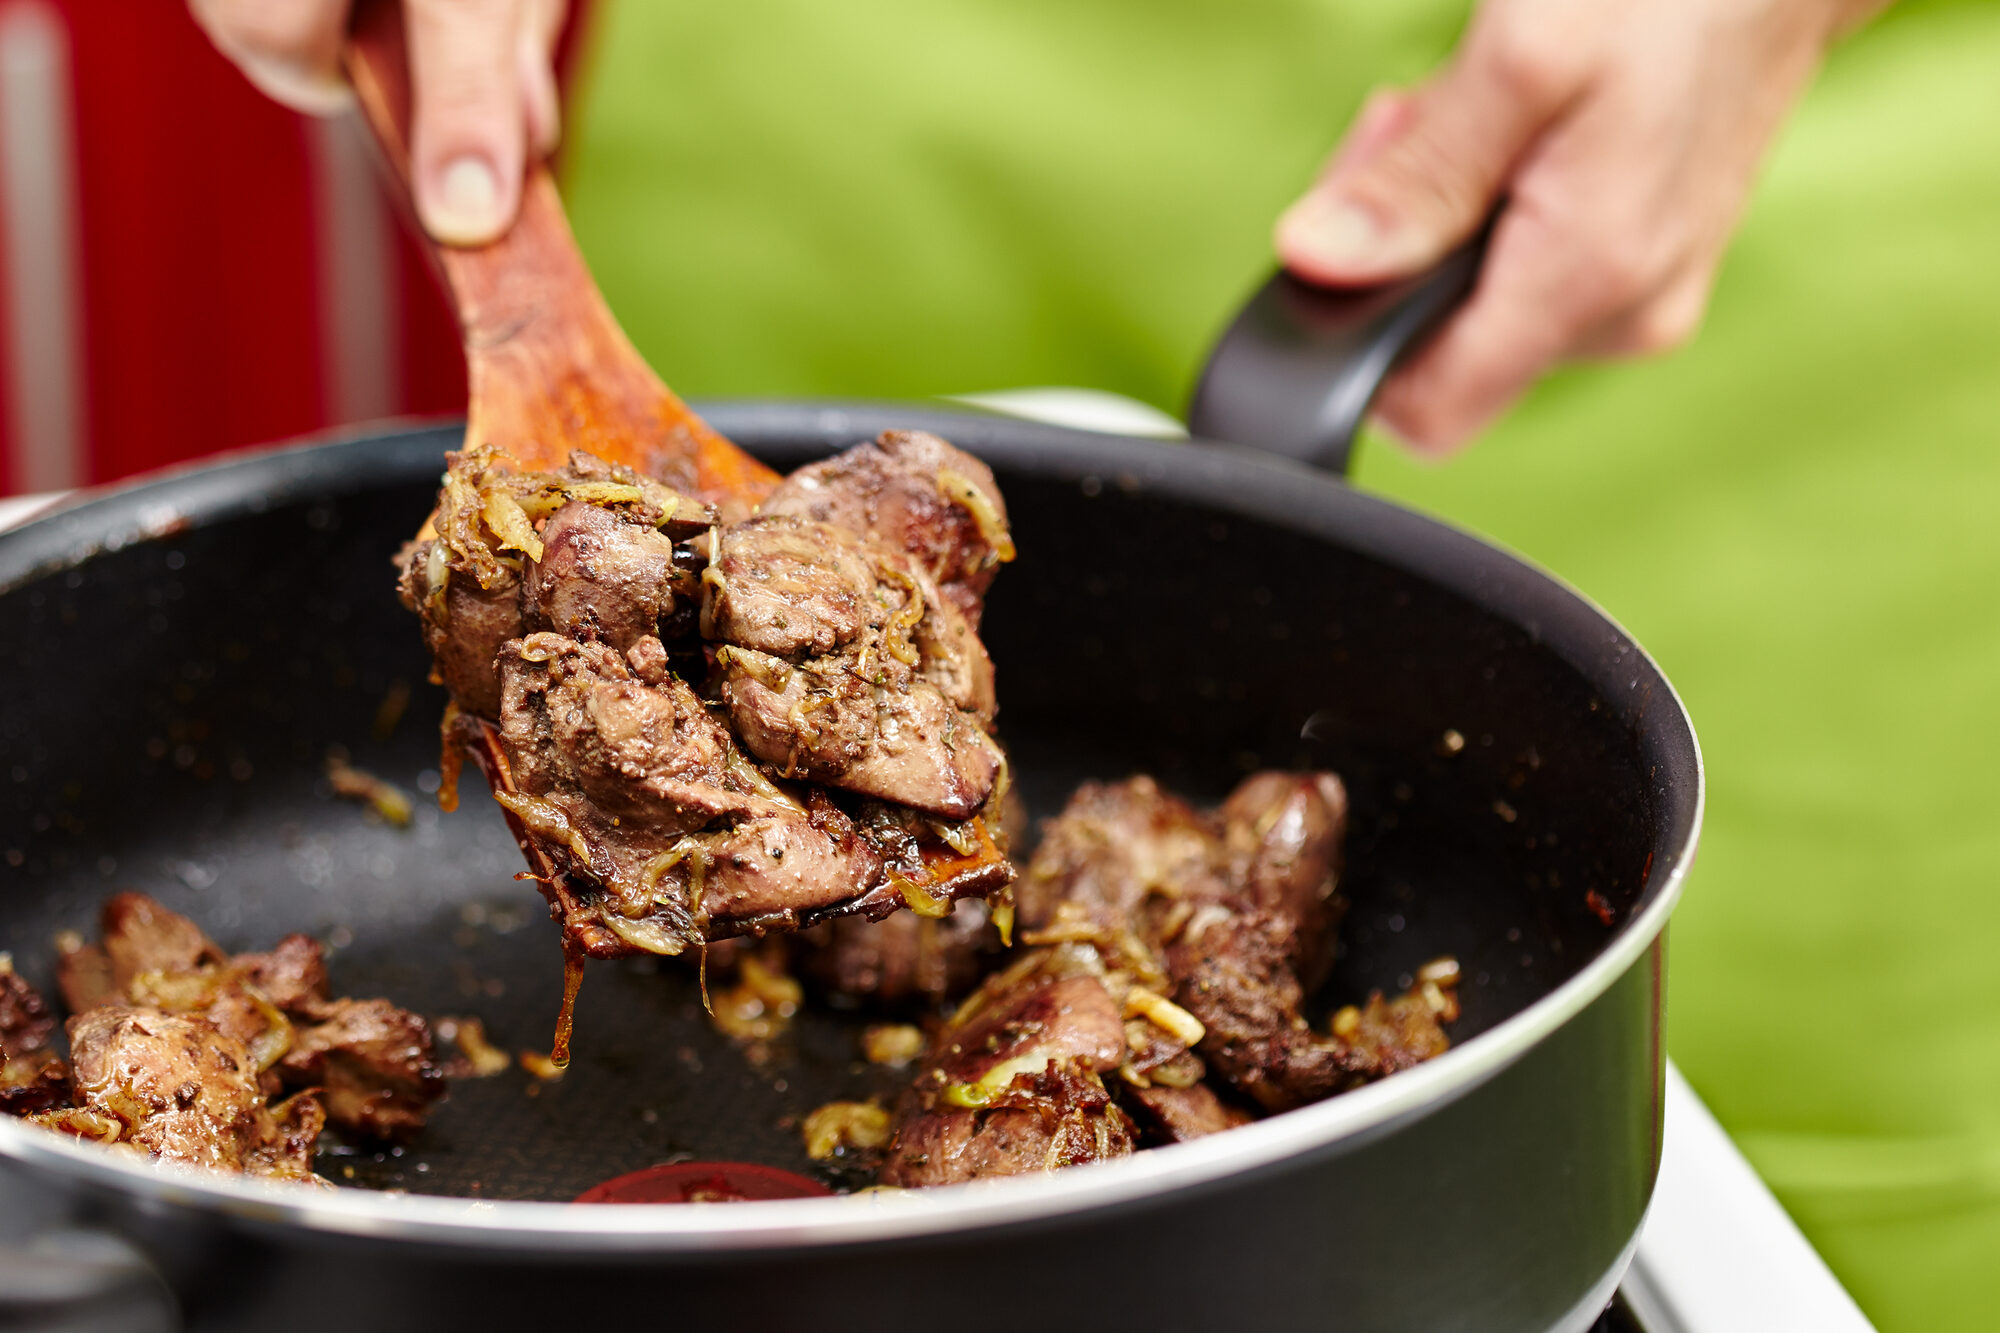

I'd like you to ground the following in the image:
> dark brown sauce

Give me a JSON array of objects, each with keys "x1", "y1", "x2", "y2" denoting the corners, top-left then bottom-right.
[
  {"x1": 550, "y1": 946, "x2": 586, "y2": 1070},
  {"x1": 435, "y1": 706, "x2": 464, "y2": 813}
]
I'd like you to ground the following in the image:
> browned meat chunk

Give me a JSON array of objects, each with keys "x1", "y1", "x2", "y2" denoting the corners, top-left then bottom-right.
[
  {"x1": 524, "y1": 500, "x2": 681, "y2": 652},
  {"x1": 234, "y1": 934, "x2": 330, "y2": 1012},
  {"x1": 493, "y1": 632, "x2": 885, "y2": 951},
  {"x1": 46, "y1": 894, "x2": 445, "y2": 1143},
  {"x1": 62, "y1": 1005, "x2": 261, "y2": 1168},
  {"x1": 16, "y1": 896, "x2": 438, "y2": 1180},
  {"x1": 760, "y1": 430, "x2": 1013, "y2": 626},
  {"x1": 501, "y1": 635, "x2": 785, "y2": 835},
  {"x1": 1122, "y1": 1082, "x2": 1251, "y2": 1143},
  {"x1": 398, "y1": 547, "x2": 522, "y2": 719},
  {"x1": 2, "y1": 1055, "x2": 71, "y2": 1117},
  {"x1": 1169, "y1": 906, "x2": 1380, "y2": 1112},
  {"x1": 705, "y1": 515, "x2": 1002, "y2": 818},
  {"x1": 886, "y1": 1060, "x2": 1134, "y2": 1188},
  {"x1": 99, "y1": 890, "x2": 215, "y2": 989},
  {"x1": 880, "y1": 945, "x2": 1136, "y2": 1187},
  {"x1": 0, "y1": 955, "x2": 68, "y2": 1116},
  {"x1": 398, "y1": 446, "x2": 712, "y2": 720},
  {"x1": 795, "y1": 901, "x2": 996, "y2": 1008},
  {"x1": 1337, "y1": 985, "x2": 1458, "y2": 1072},
  {"x1": 702, "y1": 795, "x2": 888, "y2": 922},
  {"x1": 54, "y1": 931, "x2": 118, "y2": 1014},
  {"x1": 1016, "y1": 775, "x2": 1229, "y2": 939},
  {"x1": 48, "y1": 1005, "x2": 319, "y2": 1180},
  {"x1": 1021, "y1": 772, "x2": 1455, "y2": 1118},
  {"x1": 1222, "y1": 772, "x2": 1349, "y2": 989},
  {"x1": 278, "y1": 998, "x2": 444, "y2": 1143},
  {"x1": 0, "y1": 953, "x2": 55, "y2": 1057},
  {"x1": 1020, "y1": 773, "x2": 1346, "y2": 969},
  {"x1": 243, "y1": 1092, "x2": 330, "y2": 1181}
]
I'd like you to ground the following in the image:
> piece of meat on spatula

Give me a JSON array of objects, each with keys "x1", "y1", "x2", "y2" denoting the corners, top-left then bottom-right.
[{"x1": 350, "y1": 5, "x2": 1016, "y2": 990}]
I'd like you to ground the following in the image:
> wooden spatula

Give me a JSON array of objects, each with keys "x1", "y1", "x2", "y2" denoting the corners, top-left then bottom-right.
[{"x1": 343, "y1": 0, "x2": 778, "y2": 516}]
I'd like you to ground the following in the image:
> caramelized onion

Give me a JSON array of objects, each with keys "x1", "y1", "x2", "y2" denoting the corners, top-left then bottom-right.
[
  {"x1": 936, "y1": 468, "x2": 1016, "y2": 563},
  {"x1": 802, "y1": 1101, "x2": 891, "y2": 1159},
  {"x1": 601, "y1": 911, "x2": 687, "y2": 958},
  {"x1": 876, "y1": 564, "x2": 926, "y2": 668},
  {"x1": 481, "y1": 487, "x2": 543, "y2": 563},
  {"x1": 491, "y1": 790, "x2": 595, "y2": 868},
  {"x1": 892, "y1": 873, "x2": 952, "y2": 919}
]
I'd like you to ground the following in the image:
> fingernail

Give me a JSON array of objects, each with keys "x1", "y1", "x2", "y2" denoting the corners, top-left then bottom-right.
[
  {"x1": 426, "y1": 156, "x2": 504, "y2": 246},
  {"x1": 1281, "y1": 193, "x2": 1387, "y2": 273}
]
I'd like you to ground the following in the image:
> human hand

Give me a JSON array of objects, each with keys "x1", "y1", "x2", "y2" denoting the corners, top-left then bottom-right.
[
  {"x1": 1275, "y1": 0, "x2": 1887, "y2": 453},
  {"x1": 189, "y1": 0, "x2": 566, "y2": 246}
]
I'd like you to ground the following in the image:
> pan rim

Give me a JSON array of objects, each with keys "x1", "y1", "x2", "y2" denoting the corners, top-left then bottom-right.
[{"x1": 0, "y1": 407, "x2": 1704, "y2": 1251}]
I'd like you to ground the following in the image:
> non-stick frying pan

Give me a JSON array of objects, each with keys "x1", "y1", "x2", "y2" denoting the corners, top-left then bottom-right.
[{"x1": 0, "y1": 264, "x2": 1699, "y2": 1333}]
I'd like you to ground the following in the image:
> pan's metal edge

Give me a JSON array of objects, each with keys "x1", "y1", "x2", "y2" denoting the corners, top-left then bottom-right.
[
  {"x1": 0, "y1": 408, "x2": 1704, "y2": 1253},
  {"x1": 0, "y1": 417, "x2": 463, "y2": 593}
]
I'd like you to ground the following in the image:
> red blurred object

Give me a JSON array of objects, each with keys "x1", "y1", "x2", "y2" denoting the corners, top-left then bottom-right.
[
  {"x1": 0, "y1": 0, "x2": 593, "y2": 496},
  {"x1": 574, "y1": 1161, "x2": 835, "y2": 1205}
]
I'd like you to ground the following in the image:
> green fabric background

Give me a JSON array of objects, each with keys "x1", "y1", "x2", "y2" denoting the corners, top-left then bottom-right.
[{"x1": 564, "y1": 3, "x2": 2000, "y2": 1326}]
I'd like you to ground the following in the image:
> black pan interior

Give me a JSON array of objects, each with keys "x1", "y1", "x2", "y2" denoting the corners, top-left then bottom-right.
[{"x1": 0, "y1": 418, "x2": 1662, "y2": 1203}]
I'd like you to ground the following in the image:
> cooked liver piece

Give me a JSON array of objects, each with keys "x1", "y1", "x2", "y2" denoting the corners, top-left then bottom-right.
[
  {"x1": 0, "y1": 955, "x2": 55, "y2": 1057},
  {"x1": 760, "y1": 430, "x2": 1011, "y2": 626},
  {"x1": 525, "y1": 500, "x2": 680, "y2": 653},
  {"x1": 1015, "y1": 776, "x2": 1229, "y2": 936},
  {"x1": 1019, "y1": 772, "x2": 1453, "y2": 1118},
  {"x1": 705, "y1": 515, "x2": 1002, "y2": 818},
  {"x1": 398, "y1": 545, "x2": 522, "y2": 720},
  {"x1": 279, "y1": 998, "x2": 444, "y2": 1143},
  {"x1": 235, "y1": 934, "x2": 330, "y2": 1012},
  {"x1": 796, "y1": 901, "x2": 996, "y2": 1008},
  {"x1": 60, "y1": 1005, "x2": 316, "y2": 1177},
  {"x1": 1123, "y1": 1082, "x2": 1252, "y2": 1143},
  {"x1": 55, "y1": 936, "x2": 118, "y2": 1015},
  {"x1": 0, "y1": 957, "x2": 68, "y2": 1116},
  {"x1": 99, "y1": 891, "x2": 215, "y2": 989},
  {"x1": 43, "y1": 894, "x2": 445, "y2": 1145},
  {"x1": 399, "y1": 448, "x2": 712, "y2": 723},
  {"x1": 494, "y1": 632, "x2": 883, "y2": 939},
  {"x1": 879, "y1": 945, "x2": 1136, "y2": 1187},
  {"x1": 1169, "y1": 906, "x2": 1379, "y2": 1112},
  {"x1": 1221, "y1": 772, "x2": 1349, "y2": 990}
]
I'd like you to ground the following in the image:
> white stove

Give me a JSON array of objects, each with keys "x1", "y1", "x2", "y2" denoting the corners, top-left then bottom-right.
[{"x1": 1613, "y1": 1064, "x2": 1872, "y2": 1332}]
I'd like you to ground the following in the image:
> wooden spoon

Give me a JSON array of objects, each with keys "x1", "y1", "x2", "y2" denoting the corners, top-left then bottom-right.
[
  {"x1": 343, "y1": 0, "x2": 778, "y2": 516},
  {"x1": 339, "y1": 2, "x2": 1009, "y2": 1003}
]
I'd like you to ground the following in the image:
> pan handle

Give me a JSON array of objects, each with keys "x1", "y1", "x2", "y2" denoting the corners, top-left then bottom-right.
[{"x1": 1186, "y1": 226, "x2": 1489, "y2": 475}]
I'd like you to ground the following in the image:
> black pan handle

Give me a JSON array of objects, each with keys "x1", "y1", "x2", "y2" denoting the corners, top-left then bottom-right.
[{"x1": 1186, "y1": 228, "x2": 1489, "y2": 475}]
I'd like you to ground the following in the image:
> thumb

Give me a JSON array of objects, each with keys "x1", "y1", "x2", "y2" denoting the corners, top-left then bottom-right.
[{"x1": 1277, "y1": 34, "x2": 1576, "y2": 285}]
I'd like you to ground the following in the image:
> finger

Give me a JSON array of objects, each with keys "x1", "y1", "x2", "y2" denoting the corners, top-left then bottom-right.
[
  {"x1": 188, "y1": 0, "x2": 353, "y2": 115},
  {"x1": 1578, "y1": 260, "x2": 1716, "y2": 359},
  {"x1": 518, "y1": 0, "x2": 565, "y2": 157},
  {"x1": 1368, "y1": 198, "x2": 1604, "y2": 454},
  {"x1": 406, "y1": 0, "x2": 527, "y2": 247},
  {"x1": 1321, "y1": 87, "x2": 1417, "y2": 180},
  {"x1": 1376, "y1": 224, "x2": 1715, "y2": 453},
  {"x1": 1276, "y1": 10, "x2": 1584, "y2": 285}
]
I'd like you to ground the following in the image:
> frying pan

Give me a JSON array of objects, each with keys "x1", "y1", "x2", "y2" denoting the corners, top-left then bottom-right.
[{"x1": 0, "y1": 258, "x2": 1700, "y2": 1333}]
